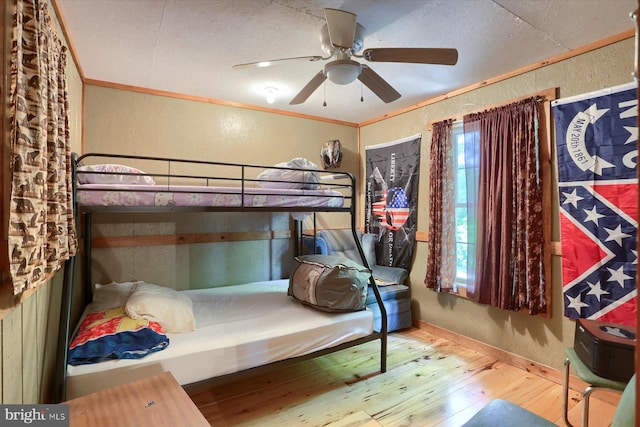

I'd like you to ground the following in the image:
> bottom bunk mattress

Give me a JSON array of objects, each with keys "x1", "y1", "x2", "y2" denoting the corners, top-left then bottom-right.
[{"x1": 66, "y1": 279, "x2": 373, "y2": 399}]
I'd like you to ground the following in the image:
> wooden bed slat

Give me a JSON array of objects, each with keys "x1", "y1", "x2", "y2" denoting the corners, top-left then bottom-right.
[{"x1": 90, "y1": 230, "x2": 291, "y2": 248}]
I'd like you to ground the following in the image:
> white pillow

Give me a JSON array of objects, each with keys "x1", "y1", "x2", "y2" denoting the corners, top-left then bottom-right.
[
  {"x1": 91, "y1": 281, "x2": 139, "y2": 311},
  {"x1": 125, "y1": 282, "x2": 195, "y2": 333},
  {"x1": 77, "y1": 164, "x2": 156, "y2": 185}
]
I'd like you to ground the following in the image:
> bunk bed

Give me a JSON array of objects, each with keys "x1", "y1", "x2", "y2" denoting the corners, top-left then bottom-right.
[{"x1": 56, "y1": 153, "x2": 388, "y2": 402}]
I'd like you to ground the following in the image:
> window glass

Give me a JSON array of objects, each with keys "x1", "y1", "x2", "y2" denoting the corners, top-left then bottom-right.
[{"x1": 453, "y1": 123, "x2": 470, "y2": 290}]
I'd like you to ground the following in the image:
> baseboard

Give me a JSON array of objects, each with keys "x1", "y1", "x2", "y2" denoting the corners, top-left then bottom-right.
[{"x1": 412, "y1": 319, "x2": 621, "y2": 405}]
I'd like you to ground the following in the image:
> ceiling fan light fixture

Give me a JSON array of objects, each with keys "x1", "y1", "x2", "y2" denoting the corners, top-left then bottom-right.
[
  {"x1": 324, "y1": 59, "x2": 362, "y2": 85},
  {"x1": 265, "y1": 87, "x2": 278, "y2": 104}
]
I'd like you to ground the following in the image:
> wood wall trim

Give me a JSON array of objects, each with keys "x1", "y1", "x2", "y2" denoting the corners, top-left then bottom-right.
[
  {"x1": 360, "y1": 30, "x2": 634, "y2": 127},
  {"x1": 51, "y1": 0, "x2": 85, "y2": 80},
  {"x1": 84, "y1": 79, "x2": 359, "y2": 128},
  {"x1": 414, "y1": 320, "x2": 620, "y2": 405},
  {"x1": 539, "y1": 92, "x2": 555, "y2": 316},
  {"x1": 416, "y1": 231, "x2": 428, "y2": 242},
  {"x1": 91, "y1": 230, "x2": 291, "y2": 249},
  {"x1": 52, "y1": 0, "x2": 631, "y2": 132},
  {"x1": 1, "y1": 0, "x2": 14, "y2": 322},
  {"x1": 1, "y1": 0, "x2": 8, "y2": 263},
  {"x1": 416, "y1": 232, "x2": 562, "y2": 255}
]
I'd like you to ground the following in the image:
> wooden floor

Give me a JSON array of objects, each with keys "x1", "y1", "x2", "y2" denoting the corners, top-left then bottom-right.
[{"x1": 188, "y1": 328, "x2": 619, "y2": 426}]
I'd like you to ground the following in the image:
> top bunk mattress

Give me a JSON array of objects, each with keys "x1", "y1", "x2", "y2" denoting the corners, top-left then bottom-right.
[
  {"x1": 76, "y1": 183, "x2": 345, "y2": 209},
  {"x1": 66, "y1": 279, "x2": 373, "y2": 399}
]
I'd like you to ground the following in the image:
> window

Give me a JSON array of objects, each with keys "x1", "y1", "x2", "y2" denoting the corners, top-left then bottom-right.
[
  {"x1": 426, "y1": 93, "x2": 551, "y2": 315},
  {"x1": 452, "y1": 123, "x2": 468, "y2": 293},
  {"x1": 452, "y1": 122, "x2": 479, "y2": 295}
]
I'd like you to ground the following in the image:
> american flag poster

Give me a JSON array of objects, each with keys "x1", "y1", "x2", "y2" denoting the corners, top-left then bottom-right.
[
  {"x1": 552, "y1": 82, "x2": 637, "y2": 326},
  {"x1": 365, "y1": 135, "x2": 420, "y2": 270}
]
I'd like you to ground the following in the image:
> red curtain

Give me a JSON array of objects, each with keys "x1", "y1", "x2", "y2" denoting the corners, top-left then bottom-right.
[
  {"x1": 425, "y1": 119, "x2": 456, "y2": 292},
  {"x1": 464, "y1": 97, "x2": 547, "y2": 313}
]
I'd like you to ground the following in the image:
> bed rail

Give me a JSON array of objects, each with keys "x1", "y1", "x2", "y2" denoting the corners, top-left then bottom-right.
[{"x1": 72, "y1": 152, "x2": 355, "y2": 214}]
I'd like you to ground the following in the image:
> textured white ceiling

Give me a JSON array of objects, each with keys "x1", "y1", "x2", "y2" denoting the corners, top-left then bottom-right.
[{"x1": 56, "y1": 0, "x2": 637, "y2": 124}]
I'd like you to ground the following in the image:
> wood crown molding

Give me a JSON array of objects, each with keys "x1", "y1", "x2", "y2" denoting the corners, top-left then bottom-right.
[
  {"x1": 50, "y1": 0, "x2": 632, "y2": 130},
  {"x1": 84, "y1": 79, "x2": 359, "y2": 128}
]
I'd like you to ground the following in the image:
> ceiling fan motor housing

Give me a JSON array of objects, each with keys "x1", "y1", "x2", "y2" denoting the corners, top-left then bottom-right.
[{"x1": 319, "y1": 23, "x2": 365, "y2": 56}]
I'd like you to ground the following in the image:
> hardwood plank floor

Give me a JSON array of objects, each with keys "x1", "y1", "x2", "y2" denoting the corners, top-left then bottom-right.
[{"x1": 188, "y1": 328, "x2": 619, "y2": 426}]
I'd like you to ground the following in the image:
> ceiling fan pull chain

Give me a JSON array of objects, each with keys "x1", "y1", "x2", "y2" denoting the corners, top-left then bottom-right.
[
  {"x1": 323, "y1": 81, "x2": 327, "y2": 107},
  {"x1": 360, "y1": 82, "x2": 364, "y2": 102}
]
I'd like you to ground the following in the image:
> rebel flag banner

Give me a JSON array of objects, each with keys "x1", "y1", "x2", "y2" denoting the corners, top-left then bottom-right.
[
  {"x1": 365, "y1": 135, "x2": 420, "y2": 270},
  {"x1": 552, "y1": 82, "x2": 637, "y2": 326}
]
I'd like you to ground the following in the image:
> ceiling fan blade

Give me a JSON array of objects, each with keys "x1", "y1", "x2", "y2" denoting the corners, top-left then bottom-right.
[
  {"x1": 357, "y1": 65, "x2": 401, "y2": 104},
  {"x1": 363, "y1": 48, "x2": 458, "y2": 66},
  {"x1": 232, "y1": 55, "x2": 324, "y2": 71},
  {"x1": 289, "y1": 71, "x2": 327, "y2": 105},
  {"x1": 324, "y1": 8, "x2": 357, "y2": 49}
]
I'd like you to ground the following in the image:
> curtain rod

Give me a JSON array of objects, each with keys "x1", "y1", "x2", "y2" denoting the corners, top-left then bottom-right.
[{"x1": 427, "y1": 88, "x2": 555, "y2": 132}]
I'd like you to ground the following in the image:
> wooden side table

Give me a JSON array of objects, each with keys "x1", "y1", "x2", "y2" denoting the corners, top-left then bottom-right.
[{"x1": 65, "y1": 371, "x2": 209, "y2": 426}]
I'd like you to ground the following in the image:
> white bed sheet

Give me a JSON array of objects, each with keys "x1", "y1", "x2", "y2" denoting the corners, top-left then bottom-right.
[{"x1": 66, "y1": 279, "x2": 373, "y2": 399}]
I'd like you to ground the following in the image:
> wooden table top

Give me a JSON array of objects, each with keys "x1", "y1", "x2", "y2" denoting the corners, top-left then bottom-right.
[{"x1": 65, "y1": 371, "x2": 210, "y2": 427}]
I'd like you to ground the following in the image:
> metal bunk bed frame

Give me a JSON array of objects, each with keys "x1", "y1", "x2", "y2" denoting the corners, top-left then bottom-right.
[{"x1": 55, "y1": 152, "x2": 388, "y2": 402}]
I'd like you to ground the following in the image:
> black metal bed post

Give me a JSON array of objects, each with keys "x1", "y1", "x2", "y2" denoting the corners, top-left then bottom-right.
[
  {"x1": 83, "y1": 213, "x2": 93, "y2": 306},
  {"x1": 349, "y1": 173, "x2": 387, "y2": 373},
  {"x1": 54, "y1": 153, "x2": 79, "y2": 403},
  {"x1": 313, "y1": 212, "x2": 317, "y2": 252},
  {"x1": 294, "y1": 218, "x2": 300, "y2": 257},
  {"x1": 54, "y1": 255, "x2": 75, "y2": 403}
]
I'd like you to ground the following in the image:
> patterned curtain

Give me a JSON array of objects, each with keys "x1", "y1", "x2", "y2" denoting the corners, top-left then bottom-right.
[
  {"x1": 424, "y1": 119, "x2": 457, "y2": 292},
  {"x1": 8, "y1": 0, "x2": 77, "y2": 294},
  {"x1": 464, "y1": 97, "x2": 546, "y2": 314}
]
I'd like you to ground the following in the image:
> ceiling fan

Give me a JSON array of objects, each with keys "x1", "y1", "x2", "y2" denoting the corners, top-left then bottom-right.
[{"x1": 232, "y1": 8, "x2": 458, "y2": 105}]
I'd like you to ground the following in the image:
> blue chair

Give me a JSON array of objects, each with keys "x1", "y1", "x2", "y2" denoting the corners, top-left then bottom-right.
[
  {"x1": 462, "y1": 374, "x2": 635, "y2": 427},
  {"x1": 303, "y1": 228, "x2": 412, "y2": 332}
]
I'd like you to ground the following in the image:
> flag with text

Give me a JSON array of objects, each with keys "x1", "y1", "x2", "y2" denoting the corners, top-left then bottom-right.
[
  {"x1": 365, "y1": 135, "x2": 421, "y2": 270},
  {"x1": 552, "y1": 82, "x2": 637, "y2": 326}
]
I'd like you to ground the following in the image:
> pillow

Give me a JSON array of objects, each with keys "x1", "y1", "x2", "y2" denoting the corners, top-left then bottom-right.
[
  {"x1": 257, "y1": 158, "x2": 319, "y2": 190},
  {"x1": 91, "y1": 281, "x2": 140, "y2": 311},
  {"x1": 288, "y1": 254, "x2": 370, "y2": 312},
  {"x1": 77, "y1": 164, "x2": 156, "y2": 185},
  {"x1": 125, "y1": 282, "x2": 196, "y2": 333},
  {"x1": 68, "y1": 307, "x2": 169, "y2": 365}
]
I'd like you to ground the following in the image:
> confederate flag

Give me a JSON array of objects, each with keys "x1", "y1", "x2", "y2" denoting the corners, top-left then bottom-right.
[{"x1": 553, "y1": 82, "x2": 637, "y2": 326}]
